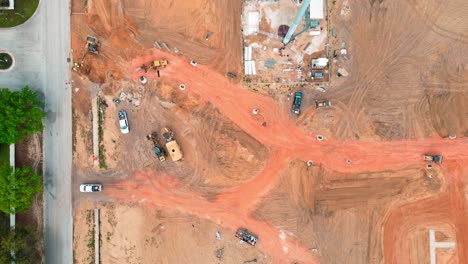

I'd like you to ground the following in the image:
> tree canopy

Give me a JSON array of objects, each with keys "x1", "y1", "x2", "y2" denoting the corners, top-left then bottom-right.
[
  {"x1": 0, "y1": 165, "x2": 42, "y2": 214},
  {"x1": 0, "y1": 86, "x2": 45, "y2": 144},
  {"x1": 0, "y1": 219, "x2": 39, "y2": 264}
]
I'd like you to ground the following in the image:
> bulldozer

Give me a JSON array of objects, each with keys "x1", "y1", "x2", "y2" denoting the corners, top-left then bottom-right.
[
  {"x1": 161, "y1": 128, "x2": 183, "y2": 162},
  {"x1": 146, "y1": 132, "x2": 166, "y2": 162}
]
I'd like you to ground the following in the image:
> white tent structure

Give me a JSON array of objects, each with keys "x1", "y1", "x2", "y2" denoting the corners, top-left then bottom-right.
[{"x1": 310, "y1": 0, "x2": 324, "y2": 19}]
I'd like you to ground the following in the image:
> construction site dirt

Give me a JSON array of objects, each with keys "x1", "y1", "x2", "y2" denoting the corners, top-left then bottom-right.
[{"x1": 71, "y1": 0, "x2": 468, "y2": 263}]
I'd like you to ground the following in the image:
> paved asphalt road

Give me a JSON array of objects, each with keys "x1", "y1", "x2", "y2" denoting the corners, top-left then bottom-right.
[{"x1": 0, "y1": 0, "x2": 72, "y2": 263}]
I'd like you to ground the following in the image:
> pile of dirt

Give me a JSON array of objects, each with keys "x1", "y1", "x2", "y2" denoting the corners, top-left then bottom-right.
[{"x1": 189, "y1": 103, "x2": 269, "y2": 188}]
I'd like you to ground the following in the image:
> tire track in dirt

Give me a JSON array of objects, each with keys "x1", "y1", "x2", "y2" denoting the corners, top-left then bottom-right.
[
  {"x1": 103, "y1": 49, "x2": 468, "y2": 263},
  {"x1": 129, "y1": 49, "x2": 468, "y2": 173},
  {"x1": 406, "y1": 0, "x2": 468, "y2": 45},
  {"x1": 107, "y1": 152, "x2": 320, "y2": 264},
  {"x1": 383, "y1": 161, "x2": 468, "y2": 264}
]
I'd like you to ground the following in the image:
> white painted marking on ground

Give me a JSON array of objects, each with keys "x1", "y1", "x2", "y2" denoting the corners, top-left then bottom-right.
[{"x1": 429, "y1": 229, "x2": 456, "y2": 264}]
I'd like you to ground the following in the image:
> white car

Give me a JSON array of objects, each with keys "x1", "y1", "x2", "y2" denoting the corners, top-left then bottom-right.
[
  {"x1": 190, "y1": 60, "x2": 198, "y2": 66},
  {"x1": 80, "y1": 184, "x2": 102, "y2": 193},
  {"x1": 118, "y1": 110, "x2": 129, "y2": 134}
]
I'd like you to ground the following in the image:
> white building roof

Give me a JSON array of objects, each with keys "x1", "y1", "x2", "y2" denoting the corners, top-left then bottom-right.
[
  {"x1": 245, "y1": 11, "x2": 260, "y2": 35},
  {"x1": 312, "y1": 58, "x2": 328, "y2": 67},
  {"x1": 310, "y1": 0, "x2": 324, "y2": 19},
  {"x1": 244, "y1": 47, "x2": 252, "y2": 61},
  {"x1": 244, "y1": 61, "x2": 256, "y2": 75},
  {"x1": 0, "y1": 0, "x2": 14, "y2": 10}
]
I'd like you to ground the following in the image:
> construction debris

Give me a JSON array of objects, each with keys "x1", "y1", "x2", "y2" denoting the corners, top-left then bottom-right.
[
  {"x1": 119, "y1": 90, "x2": 144, "y2": 107},
  {"x1": 162, "y1": 42, "x2": 170, "y2": 51},
  {"x1": 153, "y1": 41, "x2": 162, "y2": 49}
]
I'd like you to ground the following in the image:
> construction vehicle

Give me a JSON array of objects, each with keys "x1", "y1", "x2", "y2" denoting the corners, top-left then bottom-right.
[
  {"x1": 235, "y1": 228, "x2": 258, "y2": 246},
  {"x1": 149, "y1": 59, "x2": 168, "y2": 70},
  {"x1": 146, "y1": 132, "x2": 166, "y2": 162},
  {"x1": 161, "y1": 128, "x2": 183, "y2": 161},
  {"x1": 315, "y1": 99, "x2": 331, "y2": 109},
  {"x1": 79, "y1": 35, "x2": 100, "y2": 66},
  {"x1": 136, "y1": 59, "x2": 168, "y2": 73},
  {"x1": 291, "y1": 91, "x2": 303, "y2": 115},
  {"x1": 423, "y1": 154, "x2": 443, "y2": 164},
  {"x1": 86, "y1": 36, "x2": 100, "y2": 54},
  {"x1": 282, "y1": 0, "x2": 315, "y2": 45}
]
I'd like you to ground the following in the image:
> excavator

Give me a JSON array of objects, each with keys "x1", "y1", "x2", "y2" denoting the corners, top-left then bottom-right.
[
  {"x1": 78, "y1": 35, "x2": 100, "y2": 66},
  {"x1": 146, "y1": 132, "x2": 166, "y2": 162}
]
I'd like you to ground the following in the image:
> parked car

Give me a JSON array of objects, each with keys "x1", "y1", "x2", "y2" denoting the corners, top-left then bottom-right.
[
  {"x1": 190, "y1": 60, "x2": 198, "y2": 66},
  {"x1": 80, "y1": 184, "x2": 102, "y2": 193},
  {"x1": 291, "y1": 91, "x2": 303, "y2": 115},
  {"x1": 118, "y1": 110, "x2": 129, "y2": 134}
]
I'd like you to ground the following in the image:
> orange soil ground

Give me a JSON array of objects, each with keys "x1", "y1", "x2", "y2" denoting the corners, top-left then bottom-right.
[
  {"x1": 71, "y1": 0, "x2": 468, "y2": 263},
  {"x1": 101, "y1": 49, "x2": 468, "y2": 263}
]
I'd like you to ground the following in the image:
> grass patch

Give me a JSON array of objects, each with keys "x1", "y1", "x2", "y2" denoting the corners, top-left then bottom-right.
[
  {"x1": 0, "y1": 53, "x2": 13, "y2": 69},
  {"x1": 85, "y1": 210, "x2": 95, "y2": 264},
  {"x1": 0, "y1": 144, "x2": 9, "y2": 167},
  {"x1": 0, "y1": 0, "x2": 39, "y2": 28},
  {"x1": 97, "y1": 98, "x2": 107, "y2": 169}
]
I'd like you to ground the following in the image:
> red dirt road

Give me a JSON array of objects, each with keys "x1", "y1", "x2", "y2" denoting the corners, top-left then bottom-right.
[{"x1": 105, "y1": 49, "x2": 468, "y2": 263}]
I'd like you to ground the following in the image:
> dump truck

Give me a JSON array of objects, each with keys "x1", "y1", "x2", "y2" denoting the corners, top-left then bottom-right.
[
  {"x1": 161, "y1": 128, "x2": 183, "y2": 161},
  {"x1": 235, "y1": 228, "x2": 258, "y2": 246},
  {"x1": 146, "y1": 132, "x2": 166, "y2": 162},
  {"x1": 315, "y1": 99, "x2": 331, "y2": 109},
  {"x1": 149, "y1": 59, "x2": 168, "y2": 70},
  {"x1": 423, "y1": 154, "x2": 442, "y2": 164},
  {"x1": 291, "y1": 91, "x2": 303, "y2": 115}
]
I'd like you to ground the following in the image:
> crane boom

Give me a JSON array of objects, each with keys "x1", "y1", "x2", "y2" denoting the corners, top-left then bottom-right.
[{"x1": 282, "y1": 0, "x2": 312, "y2": 45}]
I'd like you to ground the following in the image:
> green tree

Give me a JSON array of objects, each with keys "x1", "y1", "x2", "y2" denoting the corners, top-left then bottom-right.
[
  {"x1": 0, "y1": 165, "x2": 42, "y2": 214},
  {"x1": 0, "y1": 225, "x2": 39, "y2": 264},
  {"x1": 0, "y1": 86, "x2": 45, "y2": 144}
]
